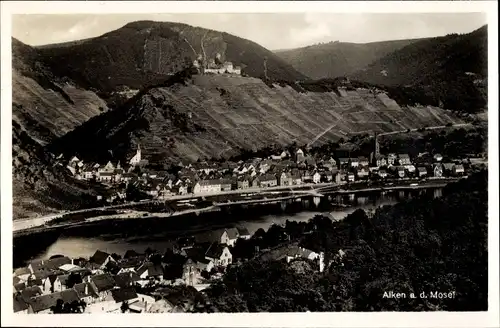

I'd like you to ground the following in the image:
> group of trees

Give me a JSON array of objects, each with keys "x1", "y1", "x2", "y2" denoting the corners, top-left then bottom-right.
[{"x1": 197, "y1": 170, "x2": 488, "y2": 312}]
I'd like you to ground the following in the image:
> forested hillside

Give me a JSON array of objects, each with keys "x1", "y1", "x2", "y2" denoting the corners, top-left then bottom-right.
[{"x1": 275, "y1": 38, "x2": 424, "y2": 79}]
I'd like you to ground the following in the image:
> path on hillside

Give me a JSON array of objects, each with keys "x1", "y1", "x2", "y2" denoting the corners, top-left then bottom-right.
[
  {"x1": 378, "y1": 123, "x2": 472, "y2": 137},
  {"x1": 308, "y1": 122, "x2": 472, "y2": 147}
]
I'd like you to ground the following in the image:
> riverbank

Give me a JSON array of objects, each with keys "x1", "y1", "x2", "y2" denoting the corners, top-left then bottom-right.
[{"x1": 13, "y1": 178, "x2": 460, "y2": 236}]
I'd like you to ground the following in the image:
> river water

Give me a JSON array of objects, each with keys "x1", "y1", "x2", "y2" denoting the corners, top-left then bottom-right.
[{"x1": 13, "y1": 188, "x2": 442, "y2": 268}]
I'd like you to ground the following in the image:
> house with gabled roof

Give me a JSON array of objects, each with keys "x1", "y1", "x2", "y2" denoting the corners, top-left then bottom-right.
[
  {"x1": 89, "y1": 250, "x2": 116, "y2": 270},
  {"x1": 260, "y1": 174, "x2": 277, "y2": 188},
  {"x1": 13, "y1": 293, "x2": 29, "y2": 313},
  {"x1": 417, "y1": 167, "x2": 428, "y2": 177},
  {"x1": 136, "y1": 262, "x2": 164, "y2": 281},
  {"x1": 73, "y1": 282, "x2": 99, "y2": 304},
  {"x1": 387, "y1": 153, "x2": 397, "y2": 166},
  {"x1": 358, "y1": 156, "x2": 369, "y2": 167},
  {"x1": 398, "y1": 154, "x2": 411, "y2": 165},
  {"x1": 204, "y1": 243, "x2": 232, "y2": 267},
  {"x1": 279, "y1": 172, "x2": 293, "y2": 186},
  {"x1": 433, "y1": 163, "x2": 443, "y2": 177},
  {"x1": 28, "y1": 289, "x2": 80, "y2": 314},
  {"x1": 236, "y1": 227, "x2": 251, "y2": 240},
  {"x1": 107, "y1": 287, "x2": 139, "y2": 305},
  {"x1": 443, "y1": 163, "x2": 455, "y2": 174},
  {"x1": 87, "y1": 273, "x2": 116, "y2": 301},
  {"x1": 114, "y1": 272, "x2": 141, "y2": 289},
  {"x1": 224, "y1": 228, "x2": 239, "y2": 247}
]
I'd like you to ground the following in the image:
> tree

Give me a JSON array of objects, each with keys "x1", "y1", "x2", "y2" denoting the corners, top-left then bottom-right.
[
  {"x1": 66, "y1": 273, "x2": 83, "y2": 289},
  {"x1": 121, "y1": 301, "x2": 129, "y2": 313},
  {"x1": 111, "y1": 253, "x2": 122, "y2": 261},
  {"x1": 50, "y1": 299, "x2": 65, "y2": 314}
]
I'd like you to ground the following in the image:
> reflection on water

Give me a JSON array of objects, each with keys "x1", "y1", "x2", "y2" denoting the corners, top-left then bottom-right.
[{"x1": 14, "y1": 188, "x2": 440, "y2": 267}]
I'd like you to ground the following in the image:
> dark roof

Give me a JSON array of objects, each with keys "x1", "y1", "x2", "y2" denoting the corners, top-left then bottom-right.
[
  {"x1": 90, "y1": 273, "x2": 116, "y2": 292},
  {"x1": 260, "y1": 174, "x2": 277, "y2": 182},
  {"x1": 205, "y1": 243, "x2": 228, "y2": 259},
  {"x1": 124, "y1": 250, "x2": 143, "y2": 259},
  {"x1": 90, "y1": 250, "x2": 112, "y2": 266},
  {"x1": 194, "y1": 230, "x2": 224, "y2": 244},
  {"x1": 13, "y1": 267, "x2": 31, "y2": 276},
  {"x1": 27, "y1": 278, "x2": 43, "y2": 287},
  {"x1": 225, "y1": 228, "x2": 239, "y2": 240},
  {"x1": 29, "y1": 289, "x2": 80, "y2": 313},
  {"x1": 117, "y1": 257, "x2": 144, "y2": 270},
  {"x1": 31, "y1": 257, "x2": 69, "y2": 272},
  {"x1": 236, "y1": 226, "x2": 251, "y2": 237},
  {"x1": 56, "y1": 274, "x2": 70, "y2": 286},
  {"x1": 14, "y1": 282, "x2": 26, "y2": 292},
  {"x1": 114, "y1": 272, "x2": 141, "y2": 288},
  {"x1": 13, "y1": 294, "x2": 29, "y2": 313},
  {"x1": 73, "y1": 282, "x2": 98, "y2": 299},
  {"x1": 111, "y1": 287, "x2": 138, "y2": 303},
  {"x1": 136, "y1": 262, "x2": 164, "y2": 278},
  {"x1": 21, "y1": 286, "x2": 43, "y2": 300},
  {"x1": 184, "y1": 247, "x2": 208, "y2": 262}
]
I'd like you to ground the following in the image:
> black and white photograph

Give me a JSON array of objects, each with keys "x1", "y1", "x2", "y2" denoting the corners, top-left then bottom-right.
[{"x1": 1, "y1": 1, "x2": 498, "y2": 327}]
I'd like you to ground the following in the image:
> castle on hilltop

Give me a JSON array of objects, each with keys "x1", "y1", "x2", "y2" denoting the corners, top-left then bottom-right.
[{"x1": 193, "y1": 53, "x2": 241, "y2": 75}]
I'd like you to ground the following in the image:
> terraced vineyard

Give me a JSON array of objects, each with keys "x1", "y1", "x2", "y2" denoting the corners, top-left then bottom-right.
[
  {"x1": 51, "y1": 74, "x2": 464, "y2": 165},
  {"x1": 13, "y1": 70, "x2": 108, "y2": 144}
]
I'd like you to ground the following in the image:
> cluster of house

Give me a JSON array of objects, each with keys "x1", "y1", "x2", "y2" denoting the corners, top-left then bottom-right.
[
  {"x1": 13, "y1": 222, "x2": 335, "y2": 314},
  {"x1": 13, "y1": 253, "x2": 161, "y2": 314},
  {"x1": 12, "y1": 226, "x2": 252, "y2": 314},
  {"x1": 62, "y1": 143, "x2": 469, "y2": 202}
]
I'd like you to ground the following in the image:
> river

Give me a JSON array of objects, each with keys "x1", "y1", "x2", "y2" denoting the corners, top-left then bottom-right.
[{"x1": 13, "y1": 188, "x2": 442, "y2": 268}]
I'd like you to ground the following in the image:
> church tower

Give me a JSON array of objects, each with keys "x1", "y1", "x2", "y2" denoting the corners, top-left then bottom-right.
[
  {"x1": 374, "y1": 133, "x2": 380, "y2": 157},
  {"x1": 129, "y1": 144, "x2": 141, "y2": 166}
]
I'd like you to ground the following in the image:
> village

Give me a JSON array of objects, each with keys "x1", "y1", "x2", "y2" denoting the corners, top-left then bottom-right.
[
  {"x1": 61, "y1": 136, "x2": 472, "y2": 204},
  {"x1": 13, "y1": 224, "x2": 335, "y2": 314}
]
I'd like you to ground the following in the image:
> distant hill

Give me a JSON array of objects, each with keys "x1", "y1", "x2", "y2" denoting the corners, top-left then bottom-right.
[
  {"x1": 275, "y1": 38, "x2": 424, "y2": 79},
  {"x1": 35, "y1": 20, "x2": 306, "y2": 95},
  {"x1": 48, "y1": 71, "x2": 464, "y2": 166},
  {"x1": 351, "y1": 25, "x2": 488, "y2": 113}
]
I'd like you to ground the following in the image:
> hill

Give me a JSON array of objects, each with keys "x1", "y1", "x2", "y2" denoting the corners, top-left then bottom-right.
[
  {"x1": 351, "y1": 25, "x2": 488, "y2": 113},
  {"x1": 12, "y1": 38, "x2": 106, "y2": 219},
  {"x1": 12, "y1": 38, "x2": 108, "y2": 145},
  {"x1": 35, "y1": 20, "x2": 306, "y2": 97},
  {"x1": 275, "y1": 38, "x2": 424, "y2": 79},
  {"x1": 48, "y1": 71, "x2": 464, "y2": 166},
  {"x1": 12, "y1": 119, "x2": 100, "y2": 219}
]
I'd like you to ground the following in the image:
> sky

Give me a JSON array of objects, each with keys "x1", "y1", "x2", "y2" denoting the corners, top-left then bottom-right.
[{"x1": 12, "y1": 13, "x2": 487, "y2": 50}]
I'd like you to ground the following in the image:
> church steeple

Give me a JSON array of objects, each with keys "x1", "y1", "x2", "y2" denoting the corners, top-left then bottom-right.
[{"x1": 129, "y1": 143, "x2": 142, "y2": 166}]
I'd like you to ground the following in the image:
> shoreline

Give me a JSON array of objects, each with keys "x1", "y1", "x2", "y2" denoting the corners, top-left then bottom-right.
[{"x1": 12, "y1": 177, "x2": 460, "y2": 237}]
